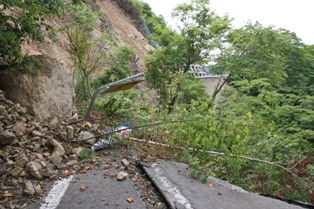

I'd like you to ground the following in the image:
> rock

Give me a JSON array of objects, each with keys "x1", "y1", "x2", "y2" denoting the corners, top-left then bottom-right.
[
  {"x1": 12, "y1": 121, "x2": 26, "y2": 133},
  {"x1": 40, "y1": 127, "x2": 48, "y2": 134},
  {"x1": 67, "y1": 113, "x2": 78, "y2": 124},
  {"x1": 10, "y1": 138, "x2": 18, "y2": 145},
  {"x1": 50, "y1": 174, "x2": 58, "y2": 180},
  {"x1": 39, "y1": 161, "x2": 47, "y2": 168},
  {"x1": 17, "y1": 106, "x2": 27, "y2": 114},
  {"x1": 85, "y1": 122, "x2": 92, "y2": 128},
  {"x1": 0, "y1": 159, "x2": 6, "y2": 176},
  {"x1": 79, "y1": 131, "x2": 95, "y2": 145},
  {"x1": 43, "y1": 152, "x2": 50, "y2": 158},
  {"x1": 33, "y1": 153, "x2": 44, "y2": 160},
  {"x1": 117, "y1": 171, "x2": 128, "y2": 180},
  {"x1": 0, "y1": 105, "x2": 5, "y2": 114},
  {"x1": 48, "y1": 138, "x2": 65, "y2": 165},
  {"x1": 32, "y1": 130, "x2": 42, "y2": 137},
  {"x1": 5, "y1": 160, "x2": 14, "y2": 168},
  {"x1": 38, "y1": 138, "x2": 46, "y2": 146},
  {"x1": 20, "y1": 171, "x2": 27, "y2": 177},
  {"x1": 66, "y1": 160, "x2": 78, "y2": 166},
  {"x1": 69, "y1": 154, "x2": 78, "y2": 161},
  {"x1": 26, "y1": 161, "x2": 42, "y2": 179},
  {"x1": 0, "y1": 130, "x2": 16, "y2": 145},
  {"x1": 15, "y1": 155, "x2": 29, "y2": 167},
  {"x1": 11, "y1": 166, "x2": 24, "y2": 177},
  {"x1": 46, "y1": 163, "x2": 55, "y2": 170},
  {"x1": 121, "y1": 159, "x2": 130, "y2": 168},
  {"x1": 3, "y1": 145, "x2": 13, "y2": 152},
  {"x1": 34, "y1": 185, "x2": 43, "y2": 196},
  {"x1": 32, "y1": 143, "x2": 41, "y2": 152},
  {"x1": 40, "y1": 169, "x2": 57, "y2": 177},
  {"x1": 24, "y1": 180, "x2": 35, "y2": 196},
  {"x1": 0, "y1": 55, "x2": 76, "y2": 118},
  {"x1": 66, "y1": 126, "x2": 74, "y2": 139},
  {"x1": 16, "y1": 132, "x2": 23, "y2": 137},
  {"x1": 48, "y1": 118, "x2": 58, "y2": 130},
  {"x1": 11, "y1": 178, "x2": 19, "y2": 187},
  {"x1": 72, "y1": 147, "x2": 83, "y2": 156}
]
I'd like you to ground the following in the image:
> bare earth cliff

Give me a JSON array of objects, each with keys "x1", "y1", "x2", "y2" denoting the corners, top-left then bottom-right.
[{"x1": 0, "y1": 0, "x2": 154, "y2": 119}]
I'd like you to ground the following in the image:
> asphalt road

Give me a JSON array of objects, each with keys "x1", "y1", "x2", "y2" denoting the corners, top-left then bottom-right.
[
  {"x1": 26, "y1": 154, "x2": 313, "y2": 209},
  {"x1": 143, "y1": 159, "x2": 310, "y2": 209},
  {"x1": 26, "y1": 152, "x2": 149, "y2": 209}
]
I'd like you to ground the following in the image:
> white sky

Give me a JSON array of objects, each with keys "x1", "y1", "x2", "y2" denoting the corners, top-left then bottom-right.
[{"x1": 142, "y1": 0, "x2": 314, "y2": 45}]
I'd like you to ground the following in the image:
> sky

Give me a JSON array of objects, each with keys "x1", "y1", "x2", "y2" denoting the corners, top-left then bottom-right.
[{"x1": 142, "y1": 0, "x2": 314, "y2": 45}]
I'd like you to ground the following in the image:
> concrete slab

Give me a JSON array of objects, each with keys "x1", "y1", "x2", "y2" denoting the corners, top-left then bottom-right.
[{"x1": 142, "y1": 159, "x2": 306, "y2": 209}]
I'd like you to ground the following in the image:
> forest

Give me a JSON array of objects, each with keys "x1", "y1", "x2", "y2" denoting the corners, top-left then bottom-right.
[{"x1": 1, "y1": 0, "x2": 314, "y2": 204}]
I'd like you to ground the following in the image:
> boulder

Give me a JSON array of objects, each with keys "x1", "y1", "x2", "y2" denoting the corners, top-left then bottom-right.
[{"x1": 0, "y1": 55, "x2": 76, "y2": 119}]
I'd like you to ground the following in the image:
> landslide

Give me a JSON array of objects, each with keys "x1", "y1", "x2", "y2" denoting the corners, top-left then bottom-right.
[{"x1": 22, "y1": 0, "x2": 154, "y2": 74}]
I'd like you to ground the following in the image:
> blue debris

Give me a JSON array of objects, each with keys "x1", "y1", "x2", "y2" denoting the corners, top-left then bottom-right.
[{"x1": 92, "y1": 121, "x2": 132, "y2": 151}]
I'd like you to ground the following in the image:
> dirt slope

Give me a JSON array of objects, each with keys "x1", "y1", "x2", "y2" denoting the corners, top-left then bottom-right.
[
  {"x1": 21, "y1": 0, "x2": 154, "y2": 74},
  {"x1": 96, "y1": 0, "x2": 154, "y2": 64}
]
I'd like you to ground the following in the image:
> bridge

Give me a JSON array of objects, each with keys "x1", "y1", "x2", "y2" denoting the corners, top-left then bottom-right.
[{"x1": 188, "y1": 64, "x2": 229, "y2": 97}]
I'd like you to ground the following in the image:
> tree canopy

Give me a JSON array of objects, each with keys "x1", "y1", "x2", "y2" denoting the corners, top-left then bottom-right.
[
  {"x1": 145, "y1": 0, "x2": 233, "y2": 110},
  {"x1": 0, "y1": 0, "x2": 66, "y2": 70}
]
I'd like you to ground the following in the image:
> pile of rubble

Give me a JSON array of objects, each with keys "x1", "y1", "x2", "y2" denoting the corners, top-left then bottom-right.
[
  {"x1": 0, "y1": 89, "x2": 170, "y2": 209},
  {"x1": 0, "y1": 90, "x2": 99, "y2": 203}
]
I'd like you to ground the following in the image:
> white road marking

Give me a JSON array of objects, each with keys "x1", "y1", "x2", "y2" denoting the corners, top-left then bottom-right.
[
  {"x1": 40, "y1": 175, "x2": 73, "y2": 209},
  {"x1": 154, "y1": 166, "x2": 194, "y2": 209}
]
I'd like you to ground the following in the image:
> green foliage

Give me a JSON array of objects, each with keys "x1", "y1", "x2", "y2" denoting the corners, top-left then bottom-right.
[
  {"x1": 120, "y1": 0, "x2": 143, "y2": 16},
  {"x1": 93, "y1": 89, "x2": 138, "y2": 119},
  {"x1": 20, "y1": 56, "x2": 43, "y2": 74},
  {"x1": 89, "y1": 46, "x2": 134, "y2": 88},
  {"x1": 206, "y1": 22, "x2": 314, "y2": 203},
  {"x1": 145, "y1": 0, "x2": 232, "y2": 110},
  {"x1": 141, "y1": 2, "x2": 167, "y2": 35},
  {"x1": 0, "y1": 0, "x2": 63, "y2": 70},
  {"x1": 176, "y1": 74, "x2": 209, "y2": 104},
  {"x1": 143, "y1": 19, "x2": 314, "y2": 202},
  {"x1": 78, "y1": 147, "x2": 93, "y2": 160},
  {"x1": 280, "y1": 44, "x2": 314, "y2": 96},
  {"x1": 63, "y1": 2, "x2": 115, "y2": 100}
]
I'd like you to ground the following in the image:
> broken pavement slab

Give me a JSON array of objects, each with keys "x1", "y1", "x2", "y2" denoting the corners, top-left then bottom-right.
[{"x1": 142, "y1": 159, "x2": 307, "y2": 209}]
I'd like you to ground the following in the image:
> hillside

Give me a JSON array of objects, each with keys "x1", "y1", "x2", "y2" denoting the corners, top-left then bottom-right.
[
  {"x1": 0, "y1": 0, "x2": 156, "y2": 119},
  {"x1": 22, "y1": 0, "x2": 154, "y2": 74}
]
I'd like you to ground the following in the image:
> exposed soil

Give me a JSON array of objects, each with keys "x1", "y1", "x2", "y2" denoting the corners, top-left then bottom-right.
[
  {"x1": 21, "y1": 0, "x2": 154, "y2": 74},
  {"x1": 96, "y1": 0, "x2": 155, "y2": 63}
]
